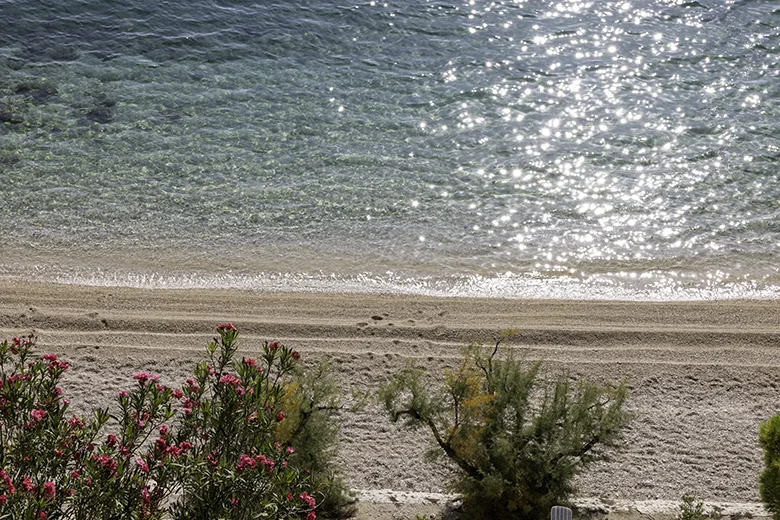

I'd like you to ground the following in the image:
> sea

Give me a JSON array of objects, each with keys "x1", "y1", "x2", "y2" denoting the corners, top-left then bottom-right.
[{"x1": 1, "y1": 0, "x2": 778, "y2": 300}]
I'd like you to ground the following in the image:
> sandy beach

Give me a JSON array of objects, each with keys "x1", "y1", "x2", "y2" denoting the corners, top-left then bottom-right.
[{"x1": 0, "y1": 280, "x2": 778, "y2": 519}]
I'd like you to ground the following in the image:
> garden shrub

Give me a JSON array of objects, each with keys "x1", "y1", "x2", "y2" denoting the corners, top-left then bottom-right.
[
  {"x1": 164, "y1": 325, "x2": 317, "y2": 519},
  {"x1": 380, "y1": 337, "x2": 630, "y2": 520},
  {"x1": 759, "y1": 415, "x2": 780, "y2": 519},
  {"x1": 0, "y1": 334, "x2": 109, "y2": 519},
  {"x1": 0, "y1": 325, "x2": 329, "y2": 519}
]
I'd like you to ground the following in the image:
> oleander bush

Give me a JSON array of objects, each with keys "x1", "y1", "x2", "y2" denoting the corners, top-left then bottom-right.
[
  {"x1": 380, "y1": 336, "x2": 630, "y2": 520},
  {"x1": 0, "y1": 325, "x2": 339, "y2": 520},
  {"x1": 759, "y1": 415, "x2": 780, "y2": 519}
]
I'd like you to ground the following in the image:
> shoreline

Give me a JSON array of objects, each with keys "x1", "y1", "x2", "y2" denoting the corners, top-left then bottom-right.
[
  {"x1": 3, "y1": 260, "x2": 779, "y2": 302},
  {"x1": 1, "y1": 280, "x2": 778, "y2": 518}
]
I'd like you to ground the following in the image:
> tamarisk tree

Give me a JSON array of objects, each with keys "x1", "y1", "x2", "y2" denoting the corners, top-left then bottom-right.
[{"x1": 380, "y1": 337, "x2": 630, "y2": 520}]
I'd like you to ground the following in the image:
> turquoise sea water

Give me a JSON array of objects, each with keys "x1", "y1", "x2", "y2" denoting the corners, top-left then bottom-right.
[{"x1": 1, "y1": 0, "x2": 779, "y2": 299}]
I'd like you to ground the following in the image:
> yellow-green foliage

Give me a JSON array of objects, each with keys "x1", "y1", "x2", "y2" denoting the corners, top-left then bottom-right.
[
  {"x1": 281, "y1": 363, "x2": 358, "y2": 518},
  {"x1": 380, "y1": 338, "x2": 630, "y2": 520},
  {"x1": 444, "y1": 360, "x2": 494, "y2": 460},
  {"x1": 759, "y1": 415, "x2": 780, "y2": 519}
]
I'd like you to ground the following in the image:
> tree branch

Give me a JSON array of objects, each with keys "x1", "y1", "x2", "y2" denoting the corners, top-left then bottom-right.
[{"x1": 391, "y1": 408, "x2": 481, "y2": 480}]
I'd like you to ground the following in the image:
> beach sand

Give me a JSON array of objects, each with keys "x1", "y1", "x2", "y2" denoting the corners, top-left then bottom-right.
[{"x1": 1, "y1": 280, "x2": 778, "y2": 519}]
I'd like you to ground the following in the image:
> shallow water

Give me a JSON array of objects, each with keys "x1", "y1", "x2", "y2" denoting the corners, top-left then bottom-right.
[{"x1": 1, "y1": 0, "x2": 778, "y2": 299}]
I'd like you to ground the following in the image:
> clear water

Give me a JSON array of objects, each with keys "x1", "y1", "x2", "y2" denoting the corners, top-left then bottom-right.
[{"x1": 1, "y1": 0, "x2": 779, "y2": 300}]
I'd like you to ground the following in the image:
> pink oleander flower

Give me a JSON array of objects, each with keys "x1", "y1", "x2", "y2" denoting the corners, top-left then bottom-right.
[
  {"x1": 38, "y1": 512, "x2": 48, "y2": 520},
  {"x1": 276, "y1": 411, "x2": 285, "y2": 422},
  {"x1": 136, "y1": 458, "x2": 149, "y2": 474},
  {"x1": 291, "y1": 350, "x2": 301, "y2": 361},
  {"x1": 155, "y1": 438, "x2": 167, "y2": 454},
  {"x1": 218, "y1": 373, "x2": 241, "y2": 387},
  {"x1": 94, "y1": 454, "x2": 118, "y2": 475},
  {"x1": 244, "y1": 358, "x2": 256, "y2": 367},
  {"x1": 21, "y1": 475, "x2": 34, "y2": 493},
  {"x1": 165, "y1": 445, "x2": 183, "y2": 458},
  {"x1": 236, "y1": 453, "x2": 257, "y2": 473},
  {"x1": 306, "y1": 512, "x2": 316, "y2": 520},
  {"x1": 43, "y1": 481, "x2": 55, "y2": 499},
  {"x1": 185, "y1": 378, "x2": 199, "y2": 392},
  {"x1": 106, "y1": 434, "x2": 118, "y2": 447},
  {"x1": 300, "y1": 492, "x2": 316, "y2": 508},
  {"x1": 0, "y1": 468, "x2": 15, "y2": 494},
  {"x1": 173, "y1": 388, "x2": 184, "y2": 399},
  {"x1": 206, "y1": 451, "x2": 220, "y2": 467},
  {"x1": 0, "y1": 494, "x2": 6, "y2": 505},
  {"x1": 255, "y1": 454, "x2": 275, "y2": 472},
  {"x1": 6, "y1": 374, "x2": 30, "y2": 384},
  {"x1": 268, "y1": 341, "x2": 281, "y2": 352},
  {"x1": 133, "y1": 372, "x2": 160, "y2": 384},
  {"x1": 159, "y1": 424, "x2": 169, "y2": 437},
  {"x1": 217, "y1": 323, "x2": 236, "y2": 332},
  {"x1": 286, "y1": 446, "x2": 295, "y2": 455},
  {"x1": 43, "y1": 354, "x2": 69, "y2": 371},
  {"x1": 30, "y1": 409, "x2": 46, "y2": 422}
]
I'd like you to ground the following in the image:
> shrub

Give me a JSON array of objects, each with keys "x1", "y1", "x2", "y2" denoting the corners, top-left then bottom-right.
[
  {"x1": 380, "y1": 337, "x2": 630, "y2": 520},
  {"x1": 65, "y1": 370, "x2": 177, "y2": 520},
  {"x1": 0, "y1": 334, "x2": 108, "y2": 519},
  {"x1": 0, "y1": 326, "x2": 324, "y2": 520},
  {"x1": 277, "y1": 362, "x2": 358, "y2": 518},
  {"x1": 165, "y1": 325, "x2": 317, "y2": 519},
  {"x1": 676, "y1": 496, "x2": 718, "y2": 520},
  {"x1": 759, "y1": 415, "x2": 780, "y2": 519}
]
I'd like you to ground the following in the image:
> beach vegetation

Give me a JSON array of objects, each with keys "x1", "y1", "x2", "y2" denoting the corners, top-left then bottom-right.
[
  {"x1": 759, "y1": 415, "x2": 780, "y2": 519},
  {"x1": 676, "y1": 496, "x2": 719, "y2": 520},
  {"x1": 0, "y1": 326, "x2": 339, "y2": 519},
  {"x1": 275, "y1": 362, "x2": 358, "y2": 518},
  {"x1": 380, "y1": 334, "x2": 630, "y2": 520}
]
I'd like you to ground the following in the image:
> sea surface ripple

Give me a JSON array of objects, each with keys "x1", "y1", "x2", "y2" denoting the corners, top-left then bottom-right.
[{"x1": 0, "y1": 0, "x2": 778, "y2": 299}]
